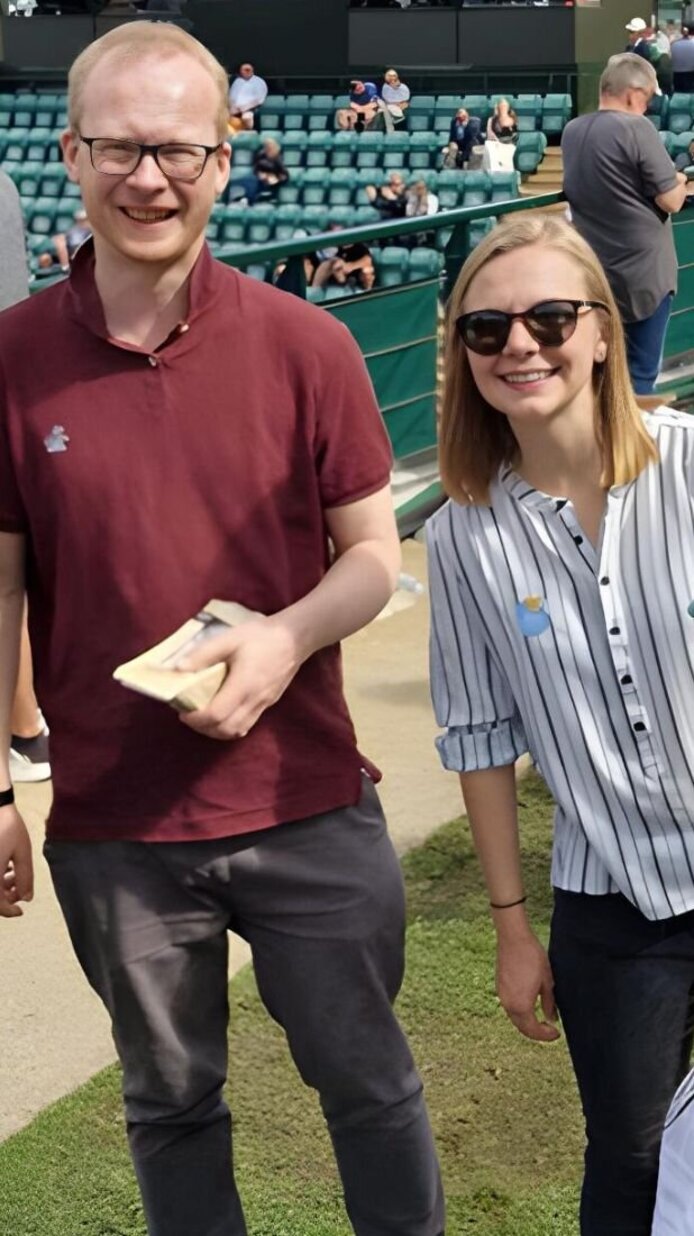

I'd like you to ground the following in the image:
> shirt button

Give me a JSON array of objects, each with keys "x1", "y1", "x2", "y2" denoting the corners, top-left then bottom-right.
[
  {"x1": 600, "y1": 576, "x2": 610, "y2": 585},
  {"x1": 633, "y1": 721, "x2": 646, "y2": 733},
  {"x1": 574, "y1": 535, "x2": 583, "y2": 545},
  {"x1": 148, "y1": 356, "x2": 158, "y2": 367},
  {"x1": 178, "y1": 323, "x2": 190, "y2": 334},
  {"x1": 609, "y1": 626, "x2": 620, "y2": 635},
  {"x1": 621, "y1": 674, "x2": 633, "y2": 685}
]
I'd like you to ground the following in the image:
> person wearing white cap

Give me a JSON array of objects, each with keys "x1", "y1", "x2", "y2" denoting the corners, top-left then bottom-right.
[{"x1": 625, "y1": 16, "x2": 656, "y2": 62}]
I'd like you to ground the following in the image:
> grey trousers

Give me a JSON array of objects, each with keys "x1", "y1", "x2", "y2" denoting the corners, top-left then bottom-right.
[{"x1": 45, "y1": 776, "x2": 445, "y2": 1236}]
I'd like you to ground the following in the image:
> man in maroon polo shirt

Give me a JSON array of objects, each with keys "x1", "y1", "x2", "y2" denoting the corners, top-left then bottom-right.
[{"x1": 0, "y1": 22, "x2": 444, "y2": 1236}]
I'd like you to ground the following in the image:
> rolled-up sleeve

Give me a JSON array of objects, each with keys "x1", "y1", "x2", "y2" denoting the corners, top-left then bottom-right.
[{"x1": 426, "y1": 505, "x2": 528, "y2": 772}]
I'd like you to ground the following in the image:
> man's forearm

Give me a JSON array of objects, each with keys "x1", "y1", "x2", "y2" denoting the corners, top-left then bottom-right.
[
  {"x1": 459, "y1": 764, "x2": 533, "y2": 939},
  {"x1": 0, "y1": 590, "x2": 24, "y2": 785},
  {"x1": 267, "y1": 536, "x2": 400, "y2": 666}
]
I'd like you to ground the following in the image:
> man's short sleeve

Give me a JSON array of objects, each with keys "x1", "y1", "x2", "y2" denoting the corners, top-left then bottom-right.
[
  {"x1": 313, "y1": 320, "x2": 392, "y2": 509},
  {"x1": 636, "y1": 118, "x2": 679, "y2": 197}
]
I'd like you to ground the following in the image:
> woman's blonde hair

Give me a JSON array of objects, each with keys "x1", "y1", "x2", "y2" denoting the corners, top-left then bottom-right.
[
  {"x1": 439, "y1": 214, "x2": 658, "y2": 504},
  {"x1": 68, "y1": 22, "x2": 230, "y2": 142}
]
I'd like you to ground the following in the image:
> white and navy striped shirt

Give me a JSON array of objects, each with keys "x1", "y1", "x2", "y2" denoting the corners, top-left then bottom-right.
[{"x1": 427, "y1": 410, "x2": 694, "y2": 921}]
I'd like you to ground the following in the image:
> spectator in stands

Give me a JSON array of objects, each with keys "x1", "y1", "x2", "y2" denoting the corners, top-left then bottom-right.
[
  {"x1": 52, "y1": 208, "x2": 91, "y2": 269},
  {"x1": 380, "y1": 69, "x2": 410, "y2": 124},
  {"x1": 562, "y1": 53, "x2": 687, "y2": 394},
  {"x1": 0, "y1": 170, "x2": 52, "y2": 785},
  {"x1": 486, "y1": 98, "x2": 518, "y2": 145},
  {"x1": 674, "y1": 136, "x2": 694, "y2": 174},
  {"x1": 311, "y1": 237, "x2": 375, "y2": 292},
  {"x1": 671, "y1": 27, "x2": 694, "y2": 92},
  {"x1": 365, "y1": 171, "x2": 408, "y2": 219},
  {"x1": 228, "y1": 137, "x2": 288, "y2": 205},
  {"x1": 405, "y1": 179, "x2": 439, "y2": 218},
  {"x1": 625, "y1": 17, "x2": 656, "y2": 62},
  {"x1": 349, "y1": 79, "x2": 380, "y2": 131},
  {"x1": 228, "y1": 62, "x2": 268, "y2": 131},
  {"x1": 447, "y1": 107, "x2": 483, "y2": 168},
  {"x1": 647, "y1": 27, "x2": 674, "y2": 95},
  {"x1": 0, "y1": 19, "x2": 445, "y2": 1235}
]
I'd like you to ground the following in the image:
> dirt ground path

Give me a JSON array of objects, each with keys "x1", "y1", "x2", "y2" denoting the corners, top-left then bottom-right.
[{"x1": 0, "y1": 539, "x2": 463, "y2": 1142}]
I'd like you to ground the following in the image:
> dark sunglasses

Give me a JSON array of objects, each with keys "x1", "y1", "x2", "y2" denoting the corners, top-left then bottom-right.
[{"x1": 455, "y1": 299, "x2": 607, "y2": 355}]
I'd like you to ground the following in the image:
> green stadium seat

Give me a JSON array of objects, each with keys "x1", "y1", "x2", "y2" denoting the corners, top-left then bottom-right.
[
  {"x1": 230, "y1": 131, "x2": 259, "y2": 170},
  {"x1": 259, "y1": 95, "x2": 286, "y2": 130},
  {"x1": 331, "y1": 131, "x2": 358, "y2": 168},
  {"x1": 284, "y1": 95, "x2": 311, "y2": 131},
  {"x1": 407, "y1": 95, "x2": 435, "y2": 132},
  {"x1": 382, "y1": 133, "x2": 409, "y2": 170},
  {"x1": 38, "y1": 166, "x2": 67, "y2": 200},
  {"x1": 328, "y1": 167, "x2": 357, "y2": 206},
  {"x1": 351, "y1": 204, "x2": 378, "y2": 226},
  {"x1": 25, "y1": 130, "x2": 53, "y2": 162},
  {"x1": 461, "y1": 171, "x2": 490, "y2": 207},
  {"x1": 62, "y1": 180, "x2": 82, "y2": 200},
  {"x1": 327, "y1": 206, "x2": 353, "y2": 230},
  {"x1": 274, "y1": 204, "x2": 302, "y2": 240},
  {"x1": 306, "y1": 131, "x2": 332, "y2": 168},
  {"x1": 541, "y1": 93, "x2": 571, "y2": 135},
  {"x1": 462, "y1": 95, "x2": 490, "y2": 122},
  {"x1": 54, "y1": 203, "x2": 75, "y2": 232},
  {"x1": 34, "y1": 101, "x2": 56, "y2": 128},
  {"x1": 646, "y1": 112, "x2": 664, "y2": 131},
  {"x1": 469, "y1": 218, "x2": 496, "y2": 249},
  {"x1": 277, "y1": 168, "x2": 304, "y2": 204},
  {"x1": 308, "y1": 95, "x2": 335, "y2": 131},
  {"x1": 488, "y1": 171, "x2": 519, "y2": 203},
  {"x1": 407, "y1": 247, "x2": 441, "y2": 282},
  {"x1": 375, "y1": 246, "x2": 408, "y2": 287},
  {"x1": 0, "y1": 93, "x2": 14, "y2": 126},
  {"x1": 301, "y1": 205, "x2": 330, "y2": 232},
  {"x1": 659, "y1": 130, "x2": 675, "y2": 156},
  {"x1": 324, "y1": 285, "x2": 352, "y2": 300},
  {"x1": 283, "y1": 132, "x2": 308, "y2": 167},
  {"x1": 302, "y1": 168, "x2": 327, "y2": 205},
  {"x1": 515, "y1": 131, "x2": 547, "y2": 173},
  {"x1": 28, "y1": 198, "x2": 57, "y2": 235},
  {"x1": 246, "y1": 203, "x2": 275, "y2": 244},
  {"x1": 408, "y1": 133, "x2": 439, "y2": 170},
  {"x1": 513, "y1": 94, "x2": 541, "y2": 132},
  {"x1": 3, "y1": 134, "x2": 30, "y2": 162},
  {"x1": 16, "y1": 162, "x2": 44, "y2": 199},
  {"x1": 355, "y1": 168, "x2": 382, "y2": 191},
  {"x1": 246, "y1": 263, "x2": 270, "y2": 281},
  {"x1": 206, "y1": 203, "x2": 225, "y2": 243},
  {"x1": 667, "y1": 94, "x2": 694, "y2": 134},
  {"x1": 356, "y1": 133, "x2": 384, "y2": 169},
  {"x1": 671, "y1": 130, "x2": 694, "y2": 158},
  {"x1": 220, "y1": 208, "x2": 248, "y2": 245},
  {"x1": 333, "y1": 94, "x2": 350, "y2": 110},
  {"x1": 307, "y1": 286, "x2": 326, "y2": 304},
  {"x1": 436, "y1": 169, "x2": 465, "y2": 210},
  {"x1": 45, "y1": 131, "x2": 63, "y2": 163},
  {"x1": 13, "y1": 99, "x2": 35, "y2": 128}
]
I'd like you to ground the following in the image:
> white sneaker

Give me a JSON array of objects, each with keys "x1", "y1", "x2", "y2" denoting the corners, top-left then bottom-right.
[{"x1": 10, "y1": 725, "x2": 51, "y2": 783}]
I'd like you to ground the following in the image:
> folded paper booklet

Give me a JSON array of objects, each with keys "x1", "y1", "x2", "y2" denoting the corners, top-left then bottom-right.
[{"x1": 113, "y1": 599, "x2": 260, "y2": 712}]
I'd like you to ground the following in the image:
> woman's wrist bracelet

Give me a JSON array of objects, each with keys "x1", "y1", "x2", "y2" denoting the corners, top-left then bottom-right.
[
  {"x1": 489, "y1": 895, "x2": 527, "y2": 910},
  {"x1": 0, "y1": 786, "x2": 15, "y2": 808}
]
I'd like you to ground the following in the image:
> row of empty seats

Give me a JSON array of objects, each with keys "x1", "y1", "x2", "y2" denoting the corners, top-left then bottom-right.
[
  {"x1": 647, "y1": 92, "x2": 694, "y2": 133},
  {"x1": 0, "y1": 91, "x2": 68, "y2": 129},
  {"x1": 203, "y1": 202, "x2": 494, "y2": 251},
  {"x1": 659, "y1": 130, "x2": 694, "y2": 157},
  {"x1": 232, "y1": 129, "x2": 547, "y2": 173}
]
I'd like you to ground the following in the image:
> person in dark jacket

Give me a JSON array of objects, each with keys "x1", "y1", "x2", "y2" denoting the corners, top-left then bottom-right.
[
  {"x1": 228, "y1": 137, "x2": 288, "y2": 205},
  {"x1": 447, "y1": 108, "x2": 482, "y2": 167}
]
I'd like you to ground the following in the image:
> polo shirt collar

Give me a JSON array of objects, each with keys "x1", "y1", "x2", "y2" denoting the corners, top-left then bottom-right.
[{"x1": 65, "y1": 238, "x2": 227, "y2": 344}]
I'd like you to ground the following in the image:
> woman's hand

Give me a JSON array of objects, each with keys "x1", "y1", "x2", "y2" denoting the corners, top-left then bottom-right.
[
  {"x1": 0, "y1": 805, "x2": 34, "y2": 918},
  {"x1": 495, "y1": 929, "x2": 560, "y2": 1042}
]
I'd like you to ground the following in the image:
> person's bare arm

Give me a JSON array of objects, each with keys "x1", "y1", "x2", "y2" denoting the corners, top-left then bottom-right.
[
  {"x1": 460, "y1": 764, "x2": 560, "y2": 1043},
  {"x1": 178, "y1": 484, "x2": 400, "y2": 740},
  {"x1": 52, "y1": 232, "x2": 70, "y2": 270},
  {"x1": 0, "y1": 531, "x2": 33, "y2": 918},
  {"x1": 655, "y1": 171, "x2": 688, "y2": 213}
]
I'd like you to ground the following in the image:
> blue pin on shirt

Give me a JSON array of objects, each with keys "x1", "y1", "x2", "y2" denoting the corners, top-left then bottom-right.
[{"x1": 516, "y1": 596, "x2": 551, "y2": 637}]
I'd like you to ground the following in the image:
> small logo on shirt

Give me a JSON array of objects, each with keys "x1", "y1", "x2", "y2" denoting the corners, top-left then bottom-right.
[
  {"x1": 516, "y1": 595, "x2": 551, "y2": 637},
  {"x1": 44, "y1": 426, "x2": 70, "y2": 454}
]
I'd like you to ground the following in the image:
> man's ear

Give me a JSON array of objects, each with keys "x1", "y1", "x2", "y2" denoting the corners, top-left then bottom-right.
[{"x1": 60, "y1": 130, "x2": 82, "y2": 184}]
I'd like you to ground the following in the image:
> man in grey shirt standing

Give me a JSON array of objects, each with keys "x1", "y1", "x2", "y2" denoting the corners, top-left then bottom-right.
[
  {"x1": 562, "y1": 54, "x2": 687, "y2": 394},
  {"x1": 0, "y1": 170, "x2": 29, "y2": 312}
]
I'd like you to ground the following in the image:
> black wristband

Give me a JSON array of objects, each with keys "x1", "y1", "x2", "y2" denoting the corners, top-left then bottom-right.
[
  {"x1": 489, "y1": 895, "x2": 527, "y2": 910},
  {"x1": 0, "y1": 787, "x2": 15, "y2": 808}
]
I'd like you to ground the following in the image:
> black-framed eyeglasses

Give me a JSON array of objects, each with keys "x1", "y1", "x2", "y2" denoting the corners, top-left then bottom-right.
[
  {"x1": 80, "y1": 137, "x2": 223, "y2": 182},
  {"x1": 455, "y1": 300, "x2": 608, "y2": 355}
]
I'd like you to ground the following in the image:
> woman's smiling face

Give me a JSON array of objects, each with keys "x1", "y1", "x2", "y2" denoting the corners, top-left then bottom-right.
[{"x1": 459, "y1": 243, "x2": 608, "y2": 429}]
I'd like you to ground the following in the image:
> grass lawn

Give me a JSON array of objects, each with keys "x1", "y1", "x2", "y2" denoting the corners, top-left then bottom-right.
[{"x1": 0, "y1": 772, "x2": 584, "y2": 1235}]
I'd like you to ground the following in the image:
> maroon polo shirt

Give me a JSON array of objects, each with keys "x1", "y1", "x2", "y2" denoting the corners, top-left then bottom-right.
[{"x1": 0, "y1": 242, "x2": 392, "y2": 842}]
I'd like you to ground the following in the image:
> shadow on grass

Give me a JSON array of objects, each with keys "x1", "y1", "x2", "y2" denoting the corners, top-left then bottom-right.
[{"x1": 0, "y1": 772, "x2": 582, "y2": 1235}]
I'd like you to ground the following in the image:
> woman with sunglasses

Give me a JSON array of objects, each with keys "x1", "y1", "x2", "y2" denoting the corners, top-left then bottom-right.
[{"x1": 427, "y1": 212, "x2": 694, "y2": 1236}]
